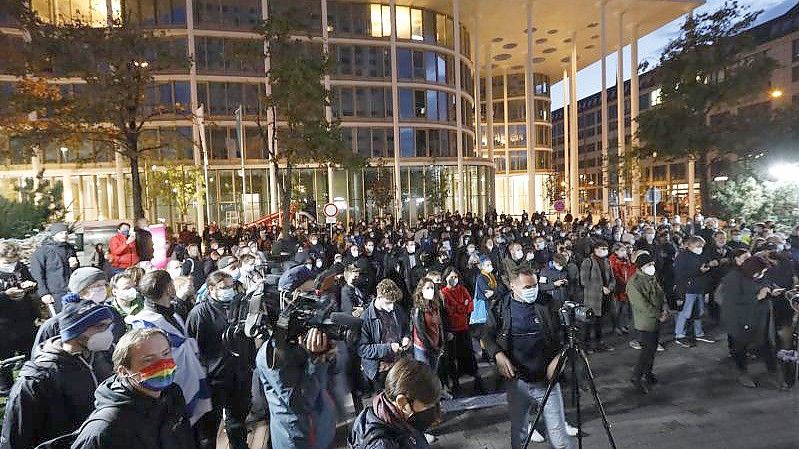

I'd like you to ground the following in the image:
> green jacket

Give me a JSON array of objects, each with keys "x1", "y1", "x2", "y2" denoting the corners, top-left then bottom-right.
[
  {"x1": 626, "y1": 271, "x2": 665, "y2": 332},
  {"x1": 111, "y1": 294, "x2": 144, "y2": 322}
]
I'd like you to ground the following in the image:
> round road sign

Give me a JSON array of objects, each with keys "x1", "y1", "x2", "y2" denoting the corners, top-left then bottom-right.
[{"x1": 323, "y1": 202, "x2": 339, "y2": 217}]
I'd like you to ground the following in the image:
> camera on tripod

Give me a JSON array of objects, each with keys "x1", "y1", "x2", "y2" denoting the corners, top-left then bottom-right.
[
  {"x1": 784, "y1": 288, "x2": 799, "y2": 304},
  {"x1": 559, "y1": 301, "x2": 594, "y2": 327}
]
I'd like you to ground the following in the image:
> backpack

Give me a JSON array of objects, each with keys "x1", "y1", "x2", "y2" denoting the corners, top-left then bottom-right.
[{"x1": 34, "y1": 407, "x2": 118, "y2": 449}]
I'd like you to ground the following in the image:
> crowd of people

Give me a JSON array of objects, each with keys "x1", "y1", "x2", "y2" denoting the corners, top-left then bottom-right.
[{"x1": 0, "y1": 209, "x2": 797, "y2": 449}]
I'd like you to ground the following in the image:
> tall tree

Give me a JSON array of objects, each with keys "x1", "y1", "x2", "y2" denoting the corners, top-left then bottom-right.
[
  {"x1": 636, "y1": 1, "x2": 787, "y2": 213},
  {"x1": 251, "y1": 12, "x2": 362, "y2": 237},
  {"x1": 0, "y1": 3, "x2": 189, "y2": 219},
  {"x1": 149, "y1": 164, "x2": 205, "y2": 223},
  {"x1": 0, "y1": 172, "x2": 65, "y2": 238}
]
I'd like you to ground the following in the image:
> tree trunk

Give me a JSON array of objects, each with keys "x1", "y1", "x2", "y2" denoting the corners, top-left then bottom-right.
[
  {"x1": 279, "y1": 162, "x2": 292, "y2": 239},
  {"x1": 696, "y1": 154, "x2": 711, "y2": 215},
  {"x1": 128, "y1": 150, "x2": 145, "y2": 219}
]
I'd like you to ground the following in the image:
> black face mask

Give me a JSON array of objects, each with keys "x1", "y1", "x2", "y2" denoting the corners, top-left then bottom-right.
[{"x1": 408, "y1": 404, "x2": 440, "y2": 432}]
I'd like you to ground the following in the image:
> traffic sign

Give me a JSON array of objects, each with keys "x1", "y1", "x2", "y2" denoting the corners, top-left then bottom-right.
[
  {"x1": 323, "y1": 202, "x2": 339, "y2": 217},
  {"x1": 645, "y1": 188, "x2": 662, "y2": 204},
  {"x1": 325, "y1": 216, "x2": 337, "y2": 224},
  {"x1": 554, "y1": 200, "x2": 565, "y2": 212}
]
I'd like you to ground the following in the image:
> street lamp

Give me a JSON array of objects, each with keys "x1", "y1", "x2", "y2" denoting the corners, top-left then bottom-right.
[
  {"x1": 60, "y1": 146, "x2": 69, "y2": 162},
  {"x1": 769, "y1": 89, "x2": 783, "y2": 99},
  {"x1": 769, "y1": 162, "x2": 798, "y2": 182}
]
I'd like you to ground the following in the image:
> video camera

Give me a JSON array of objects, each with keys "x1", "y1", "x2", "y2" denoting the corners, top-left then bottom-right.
[{"x1": 559, "y1": 301, "x2": 594, "y2": 327}]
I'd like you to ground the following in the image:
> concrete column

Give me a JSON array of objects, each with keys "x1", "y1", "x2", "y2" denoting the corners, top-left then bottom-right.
[
  {"x1": 105, "y1": 175, "x2": 116, "y2": 219},
  {"x1": 321, "y1": 0, "x2": 335, "y2": 207},
  {"x1": 453, "y1": 0, "x2": 465, "y2": 213},
  {"x1": 115, "y1": 152, "x2": 127, "y2": 218},
  {"x1": 31, "y1": 154, "x2": 41, "y2": 186},
  {"x1": 568, "y1": 35, "x2": 579, "y2": 217},
  {"x1": 263, "y1": 0, "x2": 279, "y2": 215},
  {"x1": 616, "y1": 12, "x2": 625, "y2": 215},
  {"x1": 389, "y1": 0, "x2": 402, "y2": 220},
  {"x1": 503, "y1": 69, "x2": 510, "y2": 215},
  {"x1": 76, "y1": 175, "x2": 85, "y2": 220},
  {"x1": 630, "y1": 23, "x2": 641, "y2": 217},
  {"x1": 562, "y1": 68, "x2": 570, "y2": 211},
  {"x1": 473, "y1": 20, "x2": 481, "y2": 157},
  {"x1": 600, "y1": 0, "x2": 610, "y2": 215},
  {"x1": 688, "y1": 156, "x2": 696, "y2": 217},
  {"x1": 524, "y1": 0, "x2": 536, "y2": 214},
  {"x1": 187, "y1": 0, "x2": 205, "y2": 228},
  {"x1": 486, "y1": 48, "x2": 494, "y2": 166},
  {"x1": 87, "y1": 175, "x2": 99, "y2": 221},
  {"x1": 62, "y1": 175, "x2": 74, "y2": 222}
]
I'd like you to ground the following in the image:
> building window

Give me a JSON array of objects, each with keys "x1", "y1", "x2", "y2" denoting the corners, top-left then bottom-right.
[
  {"x1": 126, "y1": 0, "x2": 186, "y2": 26},
  {"x1": 793, "y1": 39, "x2": 799, "y2": 62},
  {"x1": 195, "y1": 0, "x2": 261, "y2": 29},
  {"x1": 793, "y1": 65, "x2": 799, "y2": 83},
  {"x1": 400, "y1": 127, "x2": 414, "y2": 157},
  {"x1": 194, "y1": 37, "x2": 262, "y2": 75}
]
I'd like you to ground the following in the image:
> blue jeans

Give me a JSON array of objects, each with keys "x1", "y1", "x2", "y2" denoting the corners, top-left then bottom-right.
[
  {"x1": 507, "y1": 379, "x2": 574, "y2": 449},
  {"x1": 675, "y1": 293, "x2": 705, "y2": 339},
  {"x1": 255, "y1": 343, "x2": 336, "y2": 449}
]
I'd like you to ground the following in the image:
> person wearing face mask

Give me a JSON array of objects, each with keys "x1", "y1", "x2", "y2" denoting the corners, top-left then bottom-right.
[
  {"x1": 727, "y1": 228, "x2": 748, "y2": 250},
  {"x1": 277, "y1": 256, "x2": 319, "y2": 298},
  {"x1": 0, "y1": 241, "x2": 38, "y2": 396},
  {"x1": 348, "y1": 358, "x2": 442, "y2": 449},
  {"x1": 717, "y1": 256, "x2": 787, "y2": 389},
  {"x1": 108, "y1": 271, "x2": 144, "y2": 319},
  {"x1": 673, "y1": 236, "x2": 716, "y2": 348},
  {"x1": 108, "y1": 222, "x2": 140, "y2": 275},
  {"x1": 634, "y1": 226, "x2": 657, "y2": 256},
  {"x1": 579, "y1": 241, "x2": 616, "y2": 353},
  {"x1": 399, "y1": 239, "x2": 420, "y2": 294},
  {"x1": 358, "y1": 279, "x2": 411, "y2": 392},
  {"x1": 410, "y1": 278, "x2": 445, "y2": 372},
  {"x1": 32, "y1": 267, "x2": 127, "y2": 357},
  {"x1": 482, "y1": 269, "x2": 574, "y2": 449},
  {"x1": 1, "y1": 297, "x2": 114, "y2": 449},
  {"x1": 539, "y1": 253, "x2": 570, "y2": 309},
  {"x1": 69, "y1": 328, "x2": 195, "y2": 449},
  {"x1": 187, "y1": 271, "x2": 255, "y2": 449},
  {"x1": 609, "y1": 244, "x2": 637, "y2": 336},
  {"x1": 532, "y1": 237, "x2": 552, "y2": 271},
  {"x1": 626, "y1": 253, "x2": 669, "y2": 394},
  {"x1": 501, "y1": 242, "x2": 533, "y2": 287},
  {"x1": 30, "y1": 222, "x2": 79, "y2": 314},
  {"x1": 128, "y1": 270, "x2": 212, "y2": 426},
  {"x1": 439, "y1": 268, "x2": 484, "y2": 395},
  {"x1": 470, "y1": 257, "x2": 504, "y2": 363}
]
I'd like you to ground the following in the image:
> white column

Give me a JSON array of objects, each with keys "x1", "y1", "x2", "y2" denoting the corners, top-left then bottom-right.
[
  {"x1": 115, "y1": 152, "x2": 127, "y2": 218},
  {"x1": 473, "y1": 21, "x2": 481, "y2": 158},
  {"x1": 31, "y1": 154, "x2": 41, "y2": 187},
  {"x1": 105, "y1": 175, "x2": 116, "y2": 218},
  {"x1": 568, "y1": 35, "x2": 579, "y2": 217},
  {"x1": 62, "y1": 175, "x2": 74, "y2": 222},
  {"x1": 263, "y1": 0, "x2": 279, "y2": 215},
  {"x1": 453, "y1": 0, "x2": 465, "y2": 213},
  {"x1": 87, "y1": 175, "x2": 99, "y2": 221},
  {"x1": 503, "y1": 69, "x2": 510, "y2": 215},
  {"x1": 688, "y1": 156, "x2": 696, "y2": 217},
  {"x1": 486, "y1": 49, "x2": 496, "y2": 210},
  {"x1": 600, "y1": 0, "x2": 610, "y2": 215},
  {"x1": 389, "y1": 0, "x2": 402, "y2": 220},
  {"x1": 562, "y1": 68, "x2": 570, "y2": 211},
  {"x1": 524, "y1": 0, "x2": 536, "y2": 214},
  {"x1": 321, "y1": 0, "x2": 336, "y2": 207},
  {"x1": 187, "y1": 0, "x2": 205, "y2": 228},
  {"x1": 629, "y1": 23, "x2": 641, "y2": 217},
  {"x1": 616, "y1": 12, "x2": 626, "y2": 215}
]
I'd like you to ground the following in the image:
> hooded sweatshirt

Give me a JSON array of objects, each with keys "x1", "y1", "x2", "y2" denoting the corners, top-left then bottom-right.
[
  {"x1": 70, "y1": 376, "x2": 194, "y2": 449},
  {"x1": 0, "y1": 338, "x2": 113, "y2": 449}
]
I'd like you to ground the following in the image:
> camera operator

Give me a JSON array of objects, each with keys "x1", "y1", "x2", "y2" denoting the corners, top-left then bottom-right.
[
  {"x1": 483, "y1": 268, "x2": 574, "y2": 449},
  {"x1": 278, "y1": 256, "x2": 319, "y2": 298},
  {"x1": 255, "y1": 326, "x2": 337, "y2": 449},
  {"x1": 187, "y1": 271, "x2": 255, "y2": 449}
]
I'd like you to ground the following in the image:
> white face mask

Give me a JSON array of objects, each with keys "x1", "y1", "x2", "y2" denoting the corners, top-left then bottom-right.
[
  {"x1": 482, "y1": 265, "x2": 493, "y2": 273},
  {"x1": 645, "y1": 234, "x2": 656, "y2": 243},
  {"x1": 87, "y1": 286, "x2": 108, "y2": 304},
  {"x1": 422, "y1": 288, "x2": 435, "y2": 300},
  {"x1": 447, "y1": 277, "x2": 459, "y2": 287},
  {"x1": 642, "y1": 265, "x2": 656, "y2": 276},
  {"x1": 517, "y1": 287, "x2": 539, "y2": 304},
  {"x1": 535, "y1": 242, "x2": 545, "y2": 250},
  {"x1": 376, "y1": 299, "x2": 394, "y2": 312},
  {"x1": 513, "y1": 250, "x2": 524, "y2": 260},
  {"x1": 553, "y1": 264, "x2": 563, "y2": 271},
  {"x1": 167, "y1": 268, "x2": 182, "y2": 279},
  {"x1": 732, "y1": 235, "x2": 742, "y2": 242},
  {"x1": 316, "y1": 259, "x2": 323, "y2": 268},
  {"x1": 690, "y1": 247, "x2": 703, "y2": 255},
  {"x1": 116, "y1": 287, "x2": 138, "y2": 303},
  {"x1": 525, "y1": 252, "x2": 535, "y2": 261},
  {"x1": 595, "y1": 249, "x2": 608, "y2": 258},
  {"x1": 86, "y1": 326, "x2": 114, "y2": 352}
]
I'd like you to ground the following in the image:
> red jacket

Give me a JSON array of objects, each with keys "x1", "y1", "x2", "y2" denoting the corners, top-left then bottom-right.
[
  {"x1": 109, "y1": 233, "x2": 140, "y2": 269},
  {"x1": 441, "y1": 284, "x2": 474, "y2": 332},
  {"x1": 609, "y1": 254, "x2": 637, "y2": 302}
]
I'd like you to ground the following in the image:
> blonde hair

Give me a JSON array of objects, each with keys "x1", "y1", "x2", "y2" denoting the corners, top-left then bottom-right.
[{"x1": 112, "y1": 328, "x2": 170, "y2": 369}]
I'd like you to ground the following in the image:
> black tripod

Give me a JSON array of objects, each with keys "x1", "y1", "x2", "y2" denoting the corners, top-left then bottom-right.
[{"x1": 522, "y1": 322, "x2": 617, "y2": 449}]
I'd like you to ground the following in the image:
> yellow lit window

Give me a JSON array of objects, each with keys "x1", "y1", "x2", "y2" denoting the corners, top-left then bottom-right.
[
  {"x1": 370, "y1": 4, "x2": 383, "y2": 37},
  {"x1": 396, "y1": 6, "x2": 411, "y2": 39},
  {"x1": 411, "y1": 8, "x2": 423, "y2": 41},
  {"x1": 382, "y1": 5, "x2": 391, "y2": 37}
]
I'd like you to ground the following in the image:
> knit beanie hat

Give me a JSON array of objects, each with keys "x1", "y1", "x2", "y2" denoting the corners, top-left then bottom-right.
[
  {"x1": 59, "y1": 297, "x2": 113, "y2": 342},
  {"x1": 67, "y1": 267, "x2": 106, "y2": 297},
  {"x1": 635, "y1": 252, "x2": 654, "y2": 269}
]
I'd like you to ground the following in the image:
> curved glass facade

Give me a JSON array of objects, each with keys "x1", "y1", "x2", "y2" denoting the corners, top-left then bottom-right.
[{"x1": 0, "y1": 0, "x2": 492, "y2": 225}]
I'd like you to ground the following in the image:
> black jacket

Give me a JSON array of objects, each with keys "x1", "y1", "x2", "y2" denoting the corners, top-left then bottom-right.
[
  {"x1": 31, "y1": 307, "x2": 126, "y2": 358},
  {"x1": 30, "y1": 239, "x2": 77, "y2": 303},
  {"x1": 481, "y1": 291, "x2": 561, "y2": 379},
  {"x1": 0, "y1": 262, "x2": 38, "y2": 334},
  {"x1": 185, "y1": 296, "x2": 254, "y2": 384},
  {"x1": 673, "y1": 250, "x2": 711, "y2": 295},
  {"x1": 718, "y1": 268, "x2": 772, "y2": 346},
  {"x1": 181, "y1": 257, "x2": 206, "y2": 290},
  {"x1": 70, "y1": 376, "x2": 194, "y2": 449},
  {"x1": 134, "y1": 227, "x2": 154, "y2": 262},
  {"x1": 0, "y1": 339, "x2": 113, "y2": 449},
  {"x1": 347, "y1": 406, "x2": 428, "y2": 449}
]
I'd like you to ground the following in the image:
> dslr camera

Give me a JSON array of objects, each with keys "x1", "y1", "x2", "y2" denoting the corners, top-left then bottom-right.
[{"x1": 559, "y1": 301, "x2": 594, "y2": 327}]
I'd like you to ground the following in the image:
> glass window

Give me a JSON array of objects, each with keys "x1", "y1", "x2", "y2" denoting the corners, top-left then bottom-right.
[
  {"x1": 357, "y1": 128, "x2": 371, "y2": 157},
  {"x1": 370, "y1": 87, "x2": 386, "y2": 118},
  {"x1": 536, "y1": 150, "x2": 551, "y2": 170},
  {"x1": 438, "y1": 91, "x2": 448, "y2": 121},
  {"x1": 400, "y1": 127, "x2": 414, "y2": 157},
  {"x1": 536, "y1": 125, "x2": 551, "y2": 147},
  {"x1": 423, "y1": 51, "x2": 437, "y2": 82},
  {"x1": 426, "y1": 90, "x2": 439, "y2": 121},
  {"x1": 436, "y1": 54, "x2": 446, "y2": 83},
  {"x1": 507, "y1": 99, "x2": 525, "y2": 121},
  {"x1": 338, "y1": 45, "x2": 353, "y2": 75},
  {"x1": 399, "y1": 88, "x2": 413, "y2": 119},
  {"x1": 793, "y1": 65, "x2": 799, "y2": 82},
  {"x1": 793, "y1": 39, "x2": 799, "y2": 61},
  {"x1": 423, "y1": 10, "x2": 436, "y2": 43},
  {"x1": 412, "y1": 50, "x2": 425, "y2": 79},
  {"x1": 339, "y1": 87, "x2": 354, "y2": 117},
  {"x1": 372, "y1": 128, "x2": 387, "y2": 158},
  {"x1": 428, "y1": 129, "x2": 440, "y2": 157},
  {"x1": 397, "y1": 48, "x2": 412, "y2": 79},
  {"x1": 415, "y1": 129, "x2": 428, "y2": 157},
  {"x1": 209, "y1": 83, "x2": 227, "y2": 115},
  {"x1": 414, "y1": 90, "x2": 426, "y2": 117},
  {"x1": 355, "y1": 87, "x2": 369, "y2": 117},
  {"x1": 411, "y1": 8, "x2": 423, "y2": 41},
  {"x1": 440, "y1": 130, "x2": 450, "y2": 156},
  {"x1": 396, "y1": 6, "x2": 411, "y2": 39},
  {"x1": 369, "y1": 4, "x2": 383, "y2": 37}
]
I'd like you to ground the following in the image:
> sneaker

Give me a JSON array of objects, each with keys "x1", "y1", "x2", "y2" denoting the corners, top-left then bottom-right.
[
  {"x1": 531, "y1": 429, "x2": 545, "y2": 443},
  {"x1": 441, "y1": 389, "x2": 453, "y2": 401},
  {"x1": 621, "y1": 326, "x2": 631, "y2": 334},
  {"x1": 674, "y1": 338, "x2": 695, "y2": 348},
  {"x1": 565, "y1": 423, "x2": 579, "y2": 437},
  {"x1": 656, "y1": 343, "x2": 665, "y2": 352},
  {"x1": 424, "y1": 433, "x2": 437, "y2": 444},
  {"x1": 629, "y1": 340, "x2": 642, "y2": 350},
  {"x1": 630, "y1": 377, "x2": 650, "y2": 394},
  {"x1": 596, "y1": 342, "x2": 615, "y2": 352},
  {"x1": 737, "y1": 374, "x2": 756, "y2": 388},
  {"x1": 696, "y1": 336, "x2": 716, "y2": 344}
]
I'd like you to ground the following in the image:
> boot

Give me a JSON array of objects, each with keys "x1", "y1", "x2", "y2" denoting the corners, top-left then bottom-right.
[
  {"x1": 737, "y1": 373, "x2": 756, "y2": 388},
  {"x1": 629, "y1": 376, "x2": 650, "y2": 394}
]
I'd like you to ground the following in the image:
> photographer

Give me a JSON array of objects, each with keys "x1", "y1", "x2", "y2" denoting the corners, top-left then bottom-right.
[
  {"x1": 483, "y1": 269, "x2": 574, "y2": 449},
  {"x1": 187, "y1": 271, "x2": 254, "y2": 449},
  {"x1": 255, "y1": 326, "x2": 337, "y2": 449}
]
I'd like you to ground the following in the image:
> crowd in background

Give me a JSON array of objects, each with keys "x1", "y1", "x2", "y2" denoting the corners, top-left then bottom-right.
[{"x1": 0, "y1": 209, "x2": 797, "y2": 449}]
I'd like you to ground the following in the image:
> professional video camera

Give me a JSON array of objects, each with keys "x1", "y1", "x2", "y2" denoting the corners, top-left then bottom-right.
[
  {"x1": 559, "y1": 301, "x2": 594, "y2": 327},
  {"x1": 784, "y1": 287, "x2": 799, "y2": 306}
]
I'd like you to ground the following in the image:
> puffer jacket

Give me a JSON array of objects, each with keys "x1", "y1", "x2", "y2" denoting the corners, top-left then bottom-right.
[
  {"x1": 626, "y1": 271, "x2": 665, "y2": 332},
  {"x1": 0, "y1": 338, "x2": 113, "y2": 449}
]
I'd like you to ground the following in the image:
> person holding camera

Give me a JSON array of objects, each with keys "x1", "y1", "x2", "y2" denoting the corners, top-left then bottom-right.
[
  {"x1": 348, "y1": 358, "x2": 442, "y2": 449},
  {"x1": 483, "y1": 268, "x2": 574, "y2": 449},
  {"x1": 626, "y1": 253, "x2": 669, "y2": 394},
  {"x1": 255, "y1": 326, "x2": 337, "y2": 449},
  {"x1": 187, "y1": 271, "x2": 255, "y2": 449},
  {"x1": 358, "y1": 279, "x2": 411, "y2": 392}
]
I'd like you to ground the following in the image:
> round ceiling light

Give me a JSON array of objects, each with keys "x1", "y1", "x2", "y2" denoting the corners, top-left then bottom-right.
[
  {"x1": 494, "y1": 53, "x2": 512, "y2": 61},
  {"x1": 503, "y1": 43, "x2": 518, "y2": 49},
  {"x1": 491, "y1": 37, "x2": 504, "y2": 43},
  {"x1": 543, "y1": 47, "x2": 556, "y2": 53},
  {"x1": 547, "y1": 29, "x2": 558, "y2": 34},
  {"x1": 532, "y1": 57, "x2": 546, "y2": 63}
]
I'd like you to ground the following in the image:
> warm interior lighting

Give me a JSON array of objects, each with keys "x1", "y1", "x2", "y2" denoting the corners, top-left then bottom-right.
[{"x1": 770, "y1": 89, "x2": 783, "y2": 99}]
